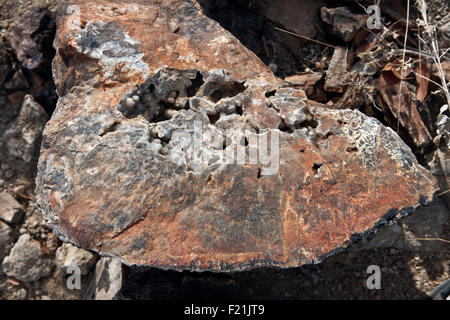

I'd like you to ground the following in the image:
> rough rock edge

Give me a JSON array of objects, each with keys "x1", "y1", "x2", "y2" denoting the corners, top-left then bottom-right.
[{"x1": 35, "y1": 0, "x2": 439, "y2": 272}]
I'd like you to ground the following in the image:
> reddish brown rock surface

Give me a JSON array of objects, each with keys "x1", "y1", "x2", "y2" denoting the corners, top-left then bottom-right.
[{"x1": 35, "y1": 0, "x2": 438, "y2": 272}]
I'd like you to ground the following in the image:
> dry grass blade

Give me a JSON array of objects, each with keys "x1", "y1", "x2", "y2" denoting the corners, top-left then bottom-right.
[
  {"x1": 416, "y1": 0, "x2": 450, "y2": 106},
  {"x1": 274, "y1": 26, "x2": 336, "y2": 49},
  {"x1": 416, "y1": 237, "x2": 450, "y2": 244},
  {"x1": 397, "y1": 0, "x2": 410, "y2": 132}
]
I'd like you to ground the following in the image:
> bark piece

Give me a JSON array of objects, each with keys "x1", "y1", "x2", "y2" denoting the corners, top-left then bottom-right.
[
  {"x1": 285, "y1": 73, "x2": 324, "y2": 100},
  {"x1": 2, "y1": 234, "x2": 53, "y2": 282},
  {"x1": 415, "y1": 61, "x2": 430, "y2": 102}
]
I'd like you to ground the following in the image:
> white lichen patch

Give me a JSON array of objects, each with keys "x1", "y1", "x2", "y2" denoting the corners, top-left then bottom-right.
[{"x1": 74, "y1": 20, "x2": 148, "y2": 78}]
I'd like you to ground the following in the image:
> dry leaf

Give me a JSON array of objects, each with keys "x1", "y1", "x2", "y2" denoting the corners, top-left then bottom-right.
[
  {"x1": 432, "y1": 60, "x2": 450, "y2": 81},
  {"x1": 383, "y1": 62, "x2": 412, "y2": 80},
  {"x1": 378, "y1": 84, "x2": 432, "y2": 148},
  {"x1": 378, "y1": 70, "x2": 401, "y2": 89},
  {"x1": 354, "y1": 30, "x2": 379, "y2": 53},
  {"x1": 415, "y1": 61, "x2": 430, "y2": 102}
]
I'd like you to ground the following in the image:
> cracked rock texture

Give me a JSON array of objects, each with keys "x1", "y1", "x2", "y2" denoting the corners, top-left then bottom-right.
[{"x1": 35, "y1": 0, "x2": 439, "y2": 272}]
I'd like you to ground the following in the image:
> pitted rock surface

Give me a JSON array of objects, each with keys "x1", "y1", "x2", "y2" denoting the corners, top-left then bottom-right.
[{"x1": 36, "y1": 0, "x2": 438, "y2": 271}]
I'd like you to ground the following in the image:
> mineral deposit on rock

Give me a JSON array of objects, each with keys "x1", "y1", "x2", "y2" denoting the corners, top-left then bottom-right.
[{"x1": 36, "y1": 0, "x2": 438, "y2": 271}]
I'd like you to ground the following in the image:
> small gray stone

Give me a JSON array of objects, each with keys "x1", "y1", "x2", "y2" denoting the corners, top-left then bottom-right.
[
  {"x1": 2, "y1": 234, "x2": 53, "y2": 282},
  {"x1": 55, "y1": 243, "x2": 96, "y2": 276},
  {"x1": 0, "y1": 220, "x2": 15, "y2": 259},
  {"x1": 4, "y1": 95, "x2": 48, "y2": 164},
  {"x1": 93, "y1": 258, "x2": 123, "y2": 300},
  {"x1": 4, "y1": 170, "x2": 14, "y2": 179},
  {"x1": 0, "y1": 192, "x2": 23, "y2": 224},
  {"x1": 14, "y1": 288, "x2": 27, "y2": 300}
]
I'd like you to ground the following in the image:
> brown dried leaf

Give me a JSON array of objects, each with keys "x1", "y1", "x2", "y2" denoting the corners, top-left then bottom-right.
[
  {"x1": 415, "y1": 61, "x2": 430, "y2": 102},
  {"x1": 378, "y1": 70, "x2": 401, "y2": 89},
  {"x1": 432, "y1": 60, "x2": 450, "y2": 81},
  {"x1": 379, "y1": 84, "x2": 432, "y2": 148},
  {"x1": 354, "y1": 30, "x2": 379, "y2": 53},
  {"x1": 382, "y1": 62, "x2": 412, "y2": 80}
]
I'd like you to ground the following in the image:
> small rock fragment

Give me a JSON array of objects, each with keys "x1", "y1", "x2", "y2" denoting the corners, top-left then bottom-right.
[
  {"x1": 378, "y1": 83, "x2": 432, "y2": 149},
  {"x1": 45, "y1": 232, "x2": 62, "y2": 253},
  {"x1": 2, "y1": 234, "x2": 53, "y2": 282},
  {"x1": 4, "y1": 94, "x2": 48, "y2": 164},
  {"x1": 0, "y1": 192, "x2": 23, "y2": 224},
  {"x1": 320, "y1": 6, "x2": 367, "y2": 42},
  {"x1": 0, "y1": 221, "x2": 15, "y2": 260},
  {"x1": 285, "y1": 72, "x2": 324, "y2": 100},
  {"x1": 125, "y1": 97, "x2": 135, "y2": 108},
  {"x1": 9, "y1": 7, "x2": 56, "y2": 70},
  {"x1": 93, "y1": 258, "x2": 123, "y2": 300},
  {"x1": 325, "y1": 46, "x2": 350, "y2": 93},
  {"x1": 55, "y1": 243, "x2": 97, "y2": 276}
]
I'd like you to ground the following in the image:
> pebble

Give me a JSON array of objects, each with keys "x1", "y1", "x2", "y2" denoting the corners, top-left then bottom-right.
[
  {"x1": 125, "y1": 97, "x2": 135, "y2": 108},
  {"x1": 14, "y1": 288, "x2": 27, "y2": 300},
  {"x1": 268, "y1": 63, "x2": 278, "y2": 74},
  {"x1": 132, "y1": 95, "x2": 140, "y2": 102},
  {"x1": 1, "y1": 234, "x2": 53, "y2": 282}
]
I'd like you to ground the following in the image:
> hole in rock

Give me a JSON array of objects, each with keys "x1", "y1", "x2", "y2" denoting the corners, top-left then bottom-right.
[
  {"x1": 265, "y1": 89, "x2": 277, "y2": 98},
  {"x1": 278, "y1": 120, "x2": 293, "y2": 133},
  {"x1": 99, "y1": 121, "x2": 120, "y2": 136},
  {"x1": 187, "y1": 72, "x2": 204, "y2": 97},
  {"x1": 209, "y1": 81, "x2": 246, "y2": 103},
  {"x1": 312, "y1": 162, "x2": 323, "y2": 173},
  {"x1": 207, "y1": 113, "x2": 220, "y2": 125}
]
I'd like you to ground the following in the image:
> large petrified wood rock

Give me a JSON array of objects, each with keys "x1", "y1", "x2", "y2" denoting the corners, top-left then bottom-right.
[{"x1": 36, "y1": 0, "x2": 438, "y2": 271}]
